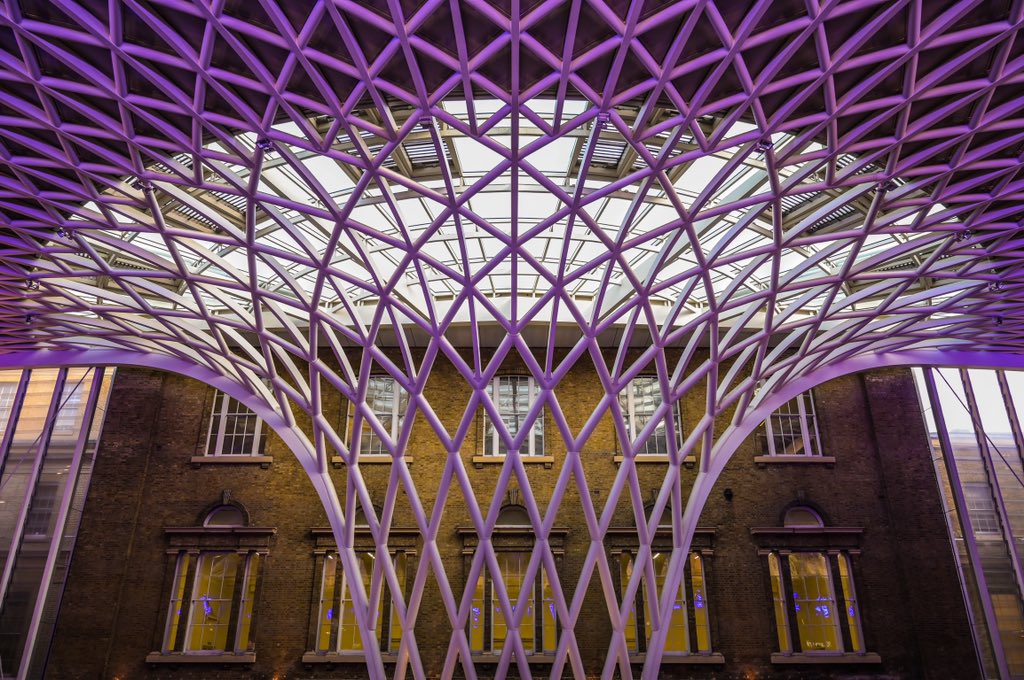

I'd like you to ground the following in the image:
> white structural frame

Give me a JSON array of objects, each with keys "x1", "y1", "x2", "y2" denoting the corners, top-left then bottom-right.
[{"x1": 0, "y1": 1, "x2": 1023, "y2": 677}]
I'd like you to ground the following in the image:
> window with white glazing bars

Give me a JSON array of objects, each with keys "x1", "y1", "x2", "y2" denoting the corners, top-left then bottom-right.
[
  {"x1": 205, "y1": 390, "x2": 265, "y2": 456},
  {"x1": 760, "y1": 390, "x2": 822, "y2": 457},
  {"x1": 484, "y1": 376, "x2": 543, "y2": 456},
  {"x1": 348, "y1": 376, "x2": 409, "y2": 457},
  {"x1": 618, "y1": 376, "x2": 680, "y2": 456}
]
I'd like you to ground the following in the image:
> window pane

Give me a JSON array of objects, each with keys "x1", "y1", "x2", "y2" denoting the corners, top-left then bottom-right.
[
  {"x1": 648, "y1": 552, "x2": 687, "y2": 654},
  {"x1": 207, "y1": 392, "x2": 263, "y2": 456},
  {"x1": 235, "y1": 553, "x2": 261, "y2": 651},
  {"x1": 788, "y1": 553, "x2": 840, "y2": 653},
  {"x1": 358, "y1": 376, "x2": 408, "y2": 456},
  {"x1": 470, "y1": 570, "x2": 485, "y2": 652},
  {"x1": 317, "y1": 555, "x2": 337, "y2": 652},
  {"x1": 186, "y1": 553, "x2": 239, "y2": 652},
  {"x1": 761, "y1": 390, "x2": 821, "y2": 456},
  {"x1": 493, "y1": 553, "x2": 534, "y2": 653},
  {"x1": 164, "y1": 554, "x2": 192, "y2": 651},
  {"x1": 837, "y1": 554, "x2": 863, "y2": 653},
  {"x1": 629, "y1": 377, "x2": 671, "y2": 456},
  {"x1": 768, "y1": 553, "x2": 791, "y2": 652},
  {"x1": 541, "y1": 567, "x2": 557, "y2": 654},
  {"x1": 965, "y1": 482, "x2": 1001, "y2": 534},
  {"x1": 486, "y1": 377, "x2": 542, "y2": 456},
  {"x1": 620, "y1": 554, "x2": 639, "y2": 652},
  {"x1": 690, "y1": 553, "x2": 710, "y2": 653},
  {"x1": 338, "y1": 552, "x2": 375, "y2": 652},
  {"x1": 388, "y1": 552, "x2": 408, "y2": 652}
]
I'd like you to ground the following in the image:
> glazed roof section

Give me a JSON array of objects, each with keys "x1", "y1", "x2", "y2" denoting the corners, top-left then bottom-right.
[{"x1": 0, "y1": 0, "x2": 1020, "y2": 359}]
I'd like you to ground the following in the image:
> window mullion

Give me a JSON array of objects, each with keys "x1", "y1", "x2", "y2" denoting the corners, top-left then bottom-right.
[
  {"x1": 828, "y1": 552, "x2": 853, "y2": 653},
  {"x1": 797, "y1": 393, "x2": 812, "y2": 457},
  {"x1": 627, "y1": 381, "x2": 637, "y2": 443},
  {"x1": 779, "y1": 554, "x2": 802, "y2": 653},
  {"x1": 216, "y1": 393, "x2": 229, "y2": 456},
  {"x1": 491, "y1": 378, "x2": 499, "y2": 457},
  {"x1": 765, "y1": 409, "x2": 777, "y2": 457},
  {"x1": 178, "y1": 552, "x2": 201, "y2": 652},
  {"x1": 224, "y1": 551, "x2": 248, "y2": 652}
]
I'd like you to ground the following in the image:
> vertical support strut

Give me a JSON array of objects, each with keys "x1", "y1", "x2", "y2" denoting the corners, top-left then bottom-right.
[
  {"x1": 922, "y1": 368, "x2": 1010, "y2": 680},
  {"x1": 19, "y1": 368, "x2": 106, "y2": 678}
]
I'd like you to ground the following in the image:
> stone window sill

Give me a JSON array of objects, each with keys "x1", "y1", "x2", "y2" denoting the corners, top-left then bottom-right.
[
  {"x1": 331, "y1": 455, "x2": 414, "y2": 468},
  {"x1": 146, "y1": 652, "x2": 256, "y2": 664},
  {"x1": 628, "y1": 653, "x2": 724, "y2": 664},
  {"x1": 754, "y1": 455, "x2": 835, "y2": 465},
  {"x1": 613, "y1": 454, "x2": 697, "y2": 468},
  {"x1": 302, "y1": 652, "x2": 401, "y2": 664},
  {"x1": 471, "y1": 654, "x2": 557, "y2": 664},
  {"x1": 771, "y1": 652, "x2": 881, "y2": 664},
  {"x1": 190, "y1": 455, "x2": 272, "y2": 468},
  {"x1": 473, "y1": 455, "x2": 554, "y2": 468}
]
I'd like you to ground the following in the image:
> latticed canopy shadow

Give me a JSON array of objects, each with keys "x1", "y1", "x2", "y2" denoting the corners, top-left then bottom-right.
[{"x1": 1, "y1": 0, "x2": 1023, "y2": 678}]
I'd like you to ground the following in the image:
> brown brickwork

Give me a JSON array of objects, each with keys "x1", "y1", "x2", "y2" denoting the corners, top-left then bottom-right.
[{"x1": 46, "y1": 364, "x2": 978, "y2": 680}]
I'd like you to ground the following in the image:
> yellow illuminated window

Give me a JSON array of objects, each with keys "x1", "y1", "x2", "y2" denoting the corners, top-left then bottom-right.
[
  {"x1": 321, "y1": 551, "x2": 406, "y2": 654},
  {"x1": 185, "y1": 553, "x2": 239, "y2": 652},
  {"x1": 838, "y1": 553, "x2": 863, "y2": 653},
  {"x1": 492, "y1": 553, "x2": 535, "y2": 652},
  {"x1": 768, "y1": 553, "x2": 791, "y2": 653},
  {"x1": 788, "y1": 553, "x2": 840, "y2": 652},
  {"x1": 619, "y1": 551, "x2": 711, "y2": 655},
  {"x1": 469, "y1": 551, "x2": 557, "y2": 655}
]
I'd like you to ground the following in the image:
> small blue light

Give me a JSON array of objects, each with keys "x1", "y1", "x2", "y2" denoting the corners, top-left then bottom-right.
[{"x1": 326, "y1": 608, "x2": 333, "y2": 621}]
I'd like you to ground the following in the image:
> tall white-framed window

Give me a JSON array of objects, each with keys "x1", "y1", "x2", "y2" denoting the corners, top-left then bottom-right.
[
  {"x1": 484, "y1": 376, "x2": 543, "y2": 456},
  {"x1": 619, "y1": 550, "x2": 712, "y2": 655},
  {"x1": 465, "y1": 507, "x2": 559, "y2": 656},
  {"x1": 764, "y1": 507, "x2": 866, "y2": 656},
  {"x1": 761, "y1": 390, "x2": 823, "y2": 457},
  {"x1": 205, "y1": 390, "x2": 265, "y2": 456},
  {"x1": 0, "y1": 380, "x2": 18, "y2": 430},
  {"x1": 53, "y1": 380, "x2": 84, "y2": 433},
  {"x1": 156, "y1": 506, "x2": 269, "y2": 659},
  {"x1": 348, "y1": 376, "x2": 409, "y2": 457},
  {"x1": 964, "y1": 482, "x2": 1001, "y2": 534},
  {"x1": 618, "y1": 376, "x2": 680, "y2": 456},
  {"x1": 314, "y1": 550, "x2": 408, "y2": 655}
]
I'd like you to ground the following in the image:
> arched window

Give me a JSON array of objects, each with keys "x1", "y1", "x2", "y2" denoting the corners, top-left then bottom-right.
[
  {"x1": 309, "y1": 507, "x2": 414, "y2": 660},
  {"x1": 762, "y1": 506, "x2": 867, "y2": 658},
  {"x1": 465, "y1": 505, "x2": 562, "y2": 657},
  {"x1": 616, "y1": 504, "x2": 713, "y2": 657},
  {"x1": 153, "y1": 502, "x2": 271, "y2": 662},
  {"x1": 203, "y1": 505, "x2": 245, "y2": 527}
]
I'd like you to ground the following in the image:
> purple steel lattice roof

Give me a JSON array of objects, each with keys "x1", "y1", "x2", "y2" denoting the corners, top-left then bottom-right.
[{"x1": 1, "y1": 0, "x2": 1023, "y2": 678}]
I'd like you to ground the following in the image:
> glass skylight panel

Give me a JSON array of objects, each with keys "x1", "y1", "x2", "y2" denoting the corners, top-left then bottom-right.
[{"x1": 452, "y1": 136, "x2": 508, "y2": 177}]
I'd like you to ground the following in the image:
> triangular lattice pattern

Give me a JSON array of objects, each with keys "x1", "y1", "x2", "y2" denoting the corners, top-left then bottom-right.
[{"x1": 1, "y1": 1, "x2": 1024, "y2": 678}]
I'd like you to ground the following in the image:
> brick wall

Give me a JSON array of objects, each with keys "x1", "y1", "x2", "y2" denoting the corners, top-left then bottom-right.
[{"x1": 45, "y1": 363, "x2": 978, "y2": 680}]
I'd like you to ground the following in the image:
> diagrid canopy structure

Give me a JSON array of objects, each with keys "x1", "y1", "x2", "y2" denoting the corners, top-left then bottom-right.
[{"x1": 1, "y1": 0, "x2": 1024, "y2": 677}]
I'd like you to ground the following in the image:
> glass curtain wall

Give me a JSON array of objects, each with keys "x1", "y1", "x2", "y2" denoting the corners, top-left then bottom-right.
[
  {"x1": 0, "y1": 368, "x2": 112, "y2": 679},
  {"x1": 915, "y1": 368, "x2": 1024, "y2": 679}
]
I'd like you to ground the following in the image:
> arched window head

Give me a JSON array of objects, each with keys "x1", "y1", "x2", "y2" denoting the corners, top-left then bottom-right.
[
  {"x1": 203, "y1": 505, "x2": 246, "y2": 527},
  {"x1": 496, "y1": 505, "x2": 531, "y2": 526},
  {"x1": 783, "y1": 506, "x2": 824, "y2": 528}
]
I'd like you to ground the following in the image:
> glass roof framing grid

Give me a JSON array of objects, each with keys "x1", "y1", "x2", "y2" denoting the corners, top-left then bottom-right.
[{"x1": 2, "y1": 1, "x2": 1024, "y2": 679}]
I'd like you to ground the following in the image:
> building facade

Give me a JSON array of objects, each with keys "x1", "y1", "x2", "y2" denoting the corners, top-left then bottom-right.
[{"x1": 39, "y1": 363, "x2": 978, "y2": 679}]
